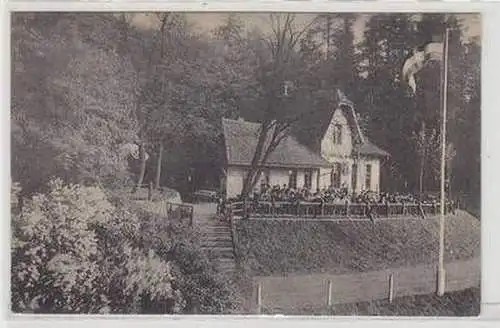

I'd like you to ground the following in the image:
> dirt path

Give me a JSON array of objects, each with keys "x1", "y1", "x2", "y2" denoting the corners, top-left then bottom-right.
[{"x1": 253, "y1": 257, "x2": 480, "y2": 313}]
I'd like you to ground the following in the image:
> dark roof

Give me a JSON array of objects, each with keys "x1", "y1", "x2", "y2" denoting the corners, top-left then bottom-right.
[
  {"x1": 357, "y1": 140, "x2": 390, "y2": 157},
  {"x1": 222, "y1": 118, "x2": 331, "y2": 168}
]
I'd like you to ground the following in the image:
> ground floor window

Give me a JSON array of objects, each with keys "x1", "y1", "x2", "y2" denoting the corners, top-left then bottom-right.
[
  {"x1": 304, "y1": 169, "x2": 313, "y2": 189},
  {"x1": 289, "y1": 169, "x2": 298, "y2": 189},
  {"x1": 260, "y1": 169, "x2": 270, "y2": 190},
  {"x1": 351, "y1": 163, "x2": 358, "y2": 191},
  {"x1": 331, "y1": 163, "x2": 341, "y2": 188},
  {"x1": 365, "y1": 164, "x2": 372, "y2": 190}
]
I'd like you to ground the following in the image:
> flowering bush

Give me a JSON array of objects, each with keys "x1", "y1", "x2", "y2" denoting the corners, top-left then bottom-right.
[
  {"x1": 11, "y1": 179, "x2": 182, "y2": 313},
  {"x1": 11, "y1": 179, "x2": 241, "y2": 314},
  {"x1": 132, "y1": 208, "x2": 243, "y2": 314}
]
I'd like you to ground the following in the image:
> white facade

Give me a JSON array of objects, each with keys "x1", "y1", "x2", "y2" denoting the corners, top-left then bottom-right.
[
  {"x1": 225, "y1": 166, "x2": 320, "y2": 199},
  {"x1": 318, "y1": 108, "x2": 381, "y2": 194},
  {"x1": 321, "y1": 109, "x2": 353, "y2": 160},
  {"x1": 223, "y1": 107, "x2": 384, "y2": 198}
]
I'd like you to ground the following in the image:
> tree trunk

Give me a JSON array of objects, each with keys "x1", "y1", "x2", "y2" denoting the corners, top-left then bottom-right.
[
  {"x1": 134, "y1": 142, "x2": 147, "y2": 193},
  {"x1": 418, "y1": 121, "x2": 426, "y2": 198},
  {"x1": 240, "y1": 123, "x2": 271, "y2": 198},
  {"x1": 419, "y1": 157, "x2": 425, "y2": 197},
  {"x1": 242, "y1": 127, "x2": 289, "y2": 198},
  {"x1": 155, "y1": 142, "x2": 163, "y2": 190},
  {"x1": 325, "y1": 16, "x2": 331, "y2": 60}
]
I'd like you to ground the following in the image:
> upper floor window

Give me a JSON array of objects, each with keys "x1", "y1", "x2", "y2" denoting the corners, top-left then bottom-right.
[{"x1": 333, "y1": 124, "x2": 342, "y2": 145}]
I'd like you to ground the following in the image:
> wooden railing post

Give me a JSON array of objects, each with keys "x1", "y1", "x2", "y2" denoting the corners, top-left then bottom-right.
[
  {"x1": 326, "y1": 279, "x2": 333, "y2": 307},
  {"x1": 418, "y1": 203, "x2": 426, "y2": 220},
  {"x1": 190, "y1": 206, "x2": 194, "y2": 227},
  {"x1": 256, "y1": 281, "x2": 262, "y2": 314},
  {"x1": 388, "y1": 273, "x2": 394, "y2": 303},
  {"x1": 148, "y1": 181, "x2": 153, "y2": 201}
]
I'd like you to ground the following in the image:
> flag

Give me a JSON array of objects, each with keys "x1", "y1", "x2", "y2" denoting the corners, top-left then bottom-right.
[{"x1": 402, "y1": 41, "x2": 444, "y2": 93}]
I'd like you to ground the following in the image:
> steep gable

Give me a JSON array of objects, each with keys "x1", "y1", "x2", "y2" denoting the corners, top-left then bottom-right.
[
  {"x1": 320, "y1": 108, "x2": 354, "y2": 161},
  {"x1": 295, "y1": 89, "x2": 389, "y2": 159}
]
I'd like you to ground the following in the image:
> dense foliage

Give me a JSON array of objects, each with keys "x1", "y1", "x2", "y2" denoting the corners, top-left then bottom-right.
[
  {"x1": 12, "y1": 14, "x2": 140, "y2": 194},
  {"x1": 11, "y1": 180, "x2": 241, "y2": 314},
  {"x1": 11, "y1": 13, "x2": 480, "y2": 205}
]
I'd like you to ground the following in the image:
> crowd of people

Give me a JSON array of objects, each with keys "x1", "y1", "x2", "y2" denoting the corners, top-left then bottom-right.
[
  {"x1": 219, "y1": 183, "x2": 458, "y2": 216},
  {"x1": 226, "y1": 183, "x2": 443, "y2": 205}
]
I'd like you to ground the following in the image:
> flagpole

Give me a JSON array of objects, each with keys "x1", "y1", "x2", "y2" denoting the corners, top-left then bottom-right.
[{"x1": 437, "y1": 27, "x2": 450, "y2": 296}]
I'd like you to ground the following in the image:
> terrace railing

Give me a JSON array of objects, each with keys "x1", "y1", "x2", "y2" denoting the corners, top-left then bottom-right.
[{"x1": 227, "y1": 200, "x2": 447, "y2": 220}]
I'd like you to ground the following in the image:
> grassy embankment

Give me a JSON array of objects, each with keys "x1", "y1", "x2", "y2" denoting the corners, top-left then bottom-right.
[
  {"x1": 235, "y1": 211, "x2": 480, "y2": 276},
  {"x1": 234, "y1": 211, "x2": 480, "y2": 315}
]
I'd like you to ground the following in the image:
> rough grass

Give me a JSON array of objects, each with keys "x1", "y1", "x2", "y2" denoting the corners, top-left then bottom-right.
[
  {"x1": 261, "y1": 287, "x2": 480, "y2": 316},
  {"x1": 235, "y1": 210, "x2": 480, "y2": 276}
]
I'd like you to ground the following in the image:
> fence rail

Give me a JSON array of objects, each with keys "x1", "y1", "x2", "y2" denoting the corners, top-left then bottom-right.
[
  {"x1": 138, "y1": 199, "x2": 194, "y2": 226},
  {"x1": 251, "y1": 258, "x2": 479, "y2": 314},
  {"x1": 160, "y1": 201, "x2": 194, "y2": 226},
  {"x1": 227, "y1": 201, "x2": 449, "y2": 219}
]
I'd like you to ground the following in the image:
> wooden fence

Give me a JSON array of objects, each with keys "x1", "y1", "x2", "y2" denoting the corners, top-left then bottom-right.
[
  {"x1": 138, "y1": 198, "x2": 194, "y2": 226},
  {"x1": 160, "y1": 201, "x2": 194, "y2": 226},
  {"x1": 252, "y1": 258, "x2": 480, "y2": 314},
  {"x1": 227, "y1": 201, "x2": 450, "y2": 219}
]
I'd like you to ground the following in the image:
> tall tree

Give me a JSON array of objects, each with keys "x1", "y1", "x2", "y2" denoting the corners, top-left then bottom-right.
[
  {"x1": 238, "y1": 14, "x2": 320, "y2": 198},
  {"x1": 357, "y1": 13, "x2": 420, "y2": 192},
  {"x1": 11, "y1": 13, "x2": 140, "y2": 195}
]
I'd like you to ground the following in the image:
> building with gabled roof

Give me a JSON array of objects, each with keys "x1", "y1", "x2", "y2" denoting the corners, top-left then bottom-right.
[{"x1": 221, "y1": 90, "x2": 389, "y2": 198}]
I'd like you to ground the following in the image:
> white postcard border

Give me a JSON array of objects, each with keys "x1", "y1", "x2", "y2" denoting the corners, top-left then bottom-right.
[{"x1": 1, "y1": 0, "x2": 498, "y2": 326}]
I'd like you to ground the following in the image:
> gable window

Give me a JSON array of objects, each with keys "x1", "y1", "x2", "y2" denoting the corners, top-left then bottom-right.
[
  {"x1": 304, "y1": 169, "x2": 313, "y2": 189},
  {"x1": 365, "y1": 164, "x2": 372, "y2": 190},
  {"x1": 330, "y1": 163, "x2": 342, "y2": 188},
  {"x1": 289, "y1": 169, "x2": 298, "y2": 189},
  {"x1": 333, "y1": 124, "x2": 342, "y2": 145}
]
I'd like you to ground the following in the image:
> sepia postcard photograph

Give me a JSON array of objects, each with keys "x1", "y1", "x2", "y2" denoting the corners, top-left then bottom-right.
[{"x1": 10, "y1": 11, "x2": 481, "y2": 316}]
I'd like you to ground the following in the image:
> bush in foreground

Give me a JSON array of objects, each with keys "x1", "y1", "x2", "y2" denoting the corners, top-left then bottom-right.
[{"x1": 11, "y1": 179, "x2": 241, "y2": 314}]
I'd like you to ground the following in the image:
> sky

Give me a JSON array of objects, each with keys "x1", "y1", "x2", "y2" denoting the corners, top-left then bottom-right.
[{"x1": 131, "y1": 12, "x2": 481, "y2": 44}]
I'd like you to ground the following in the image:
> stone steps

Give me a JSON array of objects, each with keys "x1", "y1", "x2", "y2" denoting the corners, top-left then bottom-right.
[
  {"x1": 201, "y1": 247, "x2": 235, "y2": 258},
  {"x1": 194, "y1": 204, "x2": 237, "y2": 275},
  {"x1": 201, "y1": 241, "x2": 234, "y2": 248}
]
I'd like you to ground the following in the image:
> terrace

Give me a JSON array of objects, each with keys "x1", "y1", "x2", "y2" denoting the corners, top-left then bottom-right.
[{"x1": 223, "y1": 188, "x2": 457, "y2": 220}]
